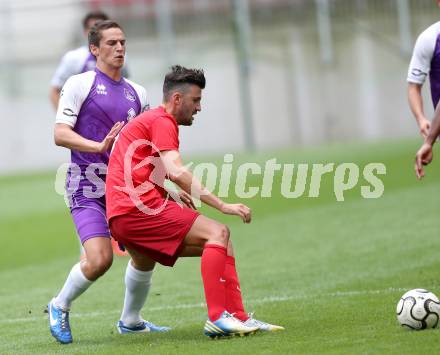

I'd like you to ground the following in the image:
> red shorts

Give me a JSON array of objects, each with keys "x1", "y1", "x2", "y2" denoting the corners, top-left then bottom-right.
[{"x1": 109, "y1": 200, "x2": 200, "y2": 267}]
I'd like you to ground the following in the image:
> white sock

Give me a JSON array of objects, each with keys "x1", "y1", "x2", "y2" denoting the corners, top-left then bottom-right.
[
  {"x1": 120, "y1": 260, "x2": 153, "y2": 327},
  {"x1": 54, "y1": 262, "x2": 93, "y2": 310}
]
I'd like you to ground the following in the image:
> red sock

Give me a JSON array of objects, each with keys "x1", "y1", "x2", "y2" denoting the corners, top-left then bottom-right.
[
  {"x1": 201, "y1": 244, "x2": 227, "y2": 321},
  {"x1": 224, "y1": 256, "x2": 248, "y2": 321}
]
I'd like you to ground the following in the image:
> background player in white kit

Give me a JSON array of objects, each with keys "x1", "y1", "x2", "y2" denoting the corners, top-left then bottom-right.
[{"x1": 50, "y1": 11, "x2": 109, "y2": 110}]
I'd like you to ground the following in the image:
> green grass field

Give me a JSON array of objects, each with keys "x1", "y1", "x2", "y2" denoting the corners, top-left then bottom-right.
[{"x1": 3, "y1": 138, "x2": 440, "y2": 354}]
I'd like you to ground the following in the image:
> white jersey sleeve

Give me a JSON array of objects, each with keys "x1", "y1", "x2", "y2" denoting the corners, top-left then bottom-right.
[
  {"x1": 125, "y1": 78, "x2": 150, "y2": 112},
  {"x1": 55, "y1": 71, "x2": 96, "y2": 127},
  {"x1": 407, "y1": 22, "x2": 440, "y2": 85},
  {"x1": 50, "y1": 46, "x2": 90, "y2": 89}
]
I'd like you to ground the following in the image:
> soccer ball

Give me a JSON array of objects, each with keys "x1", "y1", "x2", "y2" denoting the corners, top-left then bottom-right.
[{"x1": 396, "y1": 288, "x2": 440, "y2": 330}]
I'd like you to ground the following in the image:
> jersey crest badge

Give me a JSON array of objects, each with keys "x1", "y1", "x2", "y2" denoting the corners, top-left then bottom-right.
[
  {"x1": 127, "y1": 108, "x2": 136, "y2": 121},
  {"x1": 124, "y1": 88, "x2": 136, "y2": 102}
]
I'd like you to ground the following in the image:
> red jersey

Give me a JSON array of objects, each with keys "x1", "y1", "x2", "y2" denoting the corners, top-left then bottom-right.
[{"x1": 106, "y1": 106, "x2": 179, "y2": 220}]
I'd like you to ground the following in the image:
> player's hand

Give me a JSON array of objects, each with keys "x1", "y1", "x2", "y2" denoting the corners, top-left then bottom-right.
[
  {"x1": 167, "y1": 190, "x2": 197, "y2": 210},
  {"x1": 419, "y1": 118, "x2": 431, "y2": 139},
  {"x1": 97, "y1": 121, "x2": 125, "y2": 153},
  {"x1": 220, "y1": 203, "x2": 252, "y2": 223},
  {"x1": 415, "y1": 142, "x2": 433, "y2": 179},
  {"x1": 178, "y1": 190, "x2": 197, "y2": 210}
]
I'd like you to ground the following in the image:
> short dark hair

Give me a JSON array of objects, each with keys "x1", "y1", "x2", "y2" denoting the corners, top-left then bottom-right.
[
  {"x1": 82, "y1": 11, "x2": 109, "y2": 30},
  {"x1": 88, "y1": 20, "x2": 123, "y2": 48},
  {"x1": 163, "y1": 65, "x2": 206, "y2": 100}
]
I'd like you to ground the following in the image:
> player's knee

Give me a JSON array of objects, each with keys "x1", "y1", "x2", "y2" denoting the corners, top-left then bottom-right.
[
  {"x1": 210, "y1": 224, "x2": 230, "y2": 246},
  {"x1": 89, "y1": 253, "x2": 113, "y2": 278},
  {"x1": 131, "y1": 256, "x2": 155, "y2": 272}
]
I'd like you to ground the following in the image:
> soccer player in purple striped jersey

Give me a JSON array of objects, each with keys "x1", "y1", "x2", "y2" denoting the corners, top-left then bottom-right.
[
  {"x1": 50, "y1": 11, "x2": 129, "y2": 258},
  {"x1": 407, "y1": 0, "x2": 440, "y2": 138},
  {"x1": 47, "y1": 20, "x2": 169, "y2": 344}
]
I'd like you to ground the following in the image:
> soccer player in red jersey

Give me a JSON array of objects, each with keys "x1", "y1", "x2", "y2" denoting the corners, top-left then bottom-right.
[{"x1": 106, "y1": 65, "x2": 284, "y2": 337}]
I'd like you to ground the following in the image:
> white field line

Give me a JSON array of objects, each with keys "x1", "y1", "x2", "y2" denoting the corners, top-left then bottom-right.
[{"x1": 1, "y1": 287, "x2": 411, "y2": 325}]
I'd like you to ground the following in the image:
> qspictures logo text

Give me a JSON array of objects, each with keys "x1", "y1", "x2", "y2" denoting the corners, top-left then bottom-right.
[{"x1": 54, "y1": 147, "x2": 386, "y2": 214}]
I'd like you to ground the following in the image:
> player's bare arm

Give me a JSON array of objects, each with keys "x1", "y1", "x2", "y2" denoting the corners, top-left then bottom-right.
[
  {"x1": 160, "y1": 150, "x2": 251, "y2": 223},
  {"x1": 414, "y1": 102, "x2": 440, "y2": 178},
  {"x1": 165, "y1": 187, "x2": 197, "y2": 210},
  {"x1": 54, "y1": 121, "x2": 124, "y2": 153},
  {"x1": 408, "y1": 83, "x2": 431, "y2": 138},
  {"x1": 176, "y1": 190, "x2": 197, "y2": 210},
  {"x1": 50, "y1": 87, "x2": 62, "y2": 111}
]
